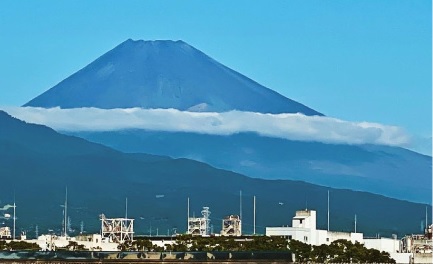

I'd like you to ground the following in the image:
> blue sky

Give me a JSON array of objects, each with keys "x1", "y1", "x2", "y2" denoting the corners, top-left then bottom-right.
[{"x1": 0, "y1": 1, "x2": 431, "y2": 145}]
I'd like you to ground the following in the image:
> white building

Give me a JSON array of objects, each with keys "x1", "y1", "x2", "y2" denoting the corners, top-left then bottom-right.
[
  {"x1": 28, "y1": 234, "x2": 119, "y2": 251},
  {"x1": 400, "y1": 228, "x2": 432, "y2": 264},
  {"x1": 0, "y1": 226, "x2": 11, "y2": 239},
  {"x1": 266, "y1": 209, "x2": 363, "y2": 246},
  {"x1": 265, "y1": 209, "x2": 424, "y2": 264}
]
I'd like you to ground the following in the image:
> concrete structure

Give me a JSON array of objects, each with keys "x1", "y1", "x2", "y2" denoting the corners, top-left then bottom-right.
[
  {"x1": 100, "y1": 213, "x2": 134, "y2": 243},
  {"x1": 187, "y1": 207, "x2": 211, "y2": 236},
  {"x1": 400, "y1": 226, "x2": 432, "y2": 264},
  {"x1": 29, "y1": 234, "x2": 119, "y2": 251},
  {"x1": 0, "y1": 226, "x2": 11, "y2": 239},
  {"x1": 74, "y1": 234, "x2": 119, "y2": 251},
  {"x1": 266, "y1": 209, "x2": 432, "y2": 263},
  {"x1": 221, "y1": 215, "x2": 241, "y2": 236},
  {"x1": 266, "y1": 209, "x2": 363, "y2": 246},
  {"x1": 364, "y1": 237, "x2": 399, "y2": 254},
  {"x1": 145, "y1": 236, "x2": 177, "y2": 249}
]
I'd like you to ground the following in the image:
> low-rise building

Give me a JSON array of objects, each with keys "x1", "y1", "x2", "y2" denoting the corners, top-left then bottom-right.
[
  {"x1": 265, "y1": 208, "x2": 427, "y2": 263},
  {"x1": 266, "y1": 209, "x2": 363, "y2": 246}
]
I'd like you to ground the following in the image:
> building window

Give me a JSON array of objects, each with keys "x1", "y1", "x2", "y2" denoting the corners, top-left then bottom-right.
[
  {"x1": 326, "y1": 238, "x2": 329, "y2": 242},
  {"x1": 304, "y1": 236, "x2": 308, "y2": 242},
  {"x1": 300, "y1": 219, "x2": 303, "y2": 224},
  {"x1": 288, "y1": 235, "x2": 292, "y2": 240}
]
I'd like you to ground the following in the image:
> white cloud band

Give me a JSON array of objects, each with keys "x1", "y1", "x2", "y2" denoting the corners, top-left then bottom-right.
[{"x1": 2, "y1": 106, "x2": 411, "y2": 147}]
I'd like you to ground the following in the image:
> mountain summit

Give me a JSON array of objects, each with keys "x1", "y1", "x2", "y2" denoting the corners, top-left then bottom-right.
[{"x1": 25, "y1": 39, "x2": 322, "y2": 115}]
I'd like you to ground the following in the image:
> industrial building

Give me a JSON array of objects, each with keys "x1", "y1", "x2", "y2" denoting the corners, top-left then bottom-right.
[
  {"x1": 220, "y1": 215, "x2": 242, "y2": 236},
  {"x1": 0, "y1": 226, "x2": 11, "y2": 239},
  {"x1": 265, "y1": 209, "x2": 433, "y2": 263},
  {"x1": 100, "y1": 213, "x2": 134, "y2": 244},
  {"x1": 187, "y1": 206, "x2": 211, "y2": 236},
  {"x1": 266, "y1": 209, "x2": 363, "y2": 245}
]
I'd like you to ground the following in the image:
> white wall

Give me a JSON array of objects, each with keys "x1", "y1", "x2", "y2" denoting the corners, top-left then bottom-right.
[
  {"x1": 29, "y1": 234, "x2": 119, "y2": 251},
  {"x1": 327, "y1": 231, "x2": 352, "y2": 243},
  {"x1": 266, "y1": 227, "x2": 312, "y2": 244},
  {"x1": 364, "y1": 238, "x2": 399, "y2": 253},
  {"x1": 390, "y1": 252, "x2": 411, "y2": 264},
  {"x1": 150, "y1": 239, "x2": 176, "y2": 249},
  {"x1": 413, "y1": 253, "x2": 433, "y2": 264},
  {"x1": 350, "y1": 233, "x2": 363, "y2": 244}
]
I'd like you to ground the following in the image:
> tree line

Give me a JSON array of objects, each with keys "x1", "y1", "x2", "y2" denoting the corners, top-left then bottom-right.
[
  {"x1": 125, "y1": 235, "x2": 396, "y2": 263},
  {"x1": 124, "y1": 235, "x2": 289, "y2": 252},
  {"x1": 0, "y1": 240, "x2": 41, "y2": 251},
  {"x1": 0, "y1": 235, "x2": 398, "y2": 264},
  {"x1": 288, "y1": 239, "x2": 396, "y2": 263}
]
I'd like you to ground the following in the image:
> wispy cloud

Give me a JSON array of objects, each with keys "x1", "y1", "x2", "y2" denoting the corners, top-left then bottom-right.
[
  {"x1": 0, "y1": 204, "x2": 13, "y2": 211},
  {"x1": 2, "y1": 106, "x2": 411, "y2": 147}
]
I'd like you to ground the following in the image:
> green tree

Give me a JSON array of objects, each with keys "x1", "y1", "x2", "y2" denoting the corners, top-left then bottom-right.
[
  {"x1": 312, "y1": 244, "x2": 330, "y2": 263},
  {"x1": 0, "y1": 240, "x2": 7, "y2": 250},
  {"x1": 131, "y1": 239, "x2": 153, "y2": 251},
  {"x1": 8, "y1": 241, "x2": 41, "y2": 251},
  {"x1": 290, "y1": 238, "x2": 395, "y2": 264},
  {"x1": 288, "y1": 239, "x2": 312, "y2": 263}
]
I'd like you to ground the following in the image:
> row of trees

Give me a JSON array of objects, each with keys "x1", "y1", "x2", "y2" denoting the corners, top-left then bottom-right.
[
  {"x1": 289, "y1": 239, "x2": 396, "y2": 263},
  {"x1": 123, "y1": 235, "x2": 289, "y2": 252},
  {"x1": 0, "y1": 240, "x2": 41, "y2": 251},
  {"x1": 0, "y1": 235, "x2": 395, "y2": 263},
  {"x1": 123, "y1": 236, "x2": 396, "y2": 263}
]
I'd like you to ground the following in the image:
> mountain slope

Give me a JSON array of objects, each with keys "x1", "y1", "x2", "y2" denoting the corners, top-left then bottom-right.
[
  {"x1": 67, "y1": 130, "x2": 432, "y2": 204},
  {"x1": 24, "y1": 39, "x2": 321, "y2": 115},
  {"x1": 0, "y1": 111, "x2": 429, "y2": 238}
]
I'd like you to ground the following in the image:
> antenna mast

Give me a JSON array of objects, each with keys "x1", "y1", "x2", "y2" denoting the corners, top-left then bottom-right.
[
  {"x1": 64, "y1": 187, "x2": 68, "y2": 237},
  {"x1": 355, "y1": 214, "x2": 357, "y2": 233},
  {"x1": 13, "y1": 196, "x2": 16, "y2": 240},
  {"x1": 240, "y1": 190, "x2": 242, "y2": 222},
  {"x1": 253, "y1": 195, "x2": 256, "y2": 235},
  {"x1": 187, "y1": 197, "x2": 190, "y2": 234},
  {"x1": 327, "y1": 190, "x2": 330, "y2": 232},
  {"x1": 125, "y1": 197, "x2": 128, "y2": 219}
]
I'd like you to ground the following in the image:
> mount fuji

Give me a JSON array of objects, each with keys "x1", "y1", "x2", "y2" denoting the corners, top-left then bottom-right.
[
  {"x1": 22, "y1": 39, "x2": 431, "y2": 204},
  {"x1": 25, "y1": 39, "x2": 321, "y2": 116}
]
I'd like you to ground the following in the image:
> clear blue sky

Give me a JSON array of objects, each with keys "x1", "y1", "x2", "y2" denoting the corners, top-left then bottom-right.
[{"x1": 0, "y1": 0, "x2": 431, "y2": 139}]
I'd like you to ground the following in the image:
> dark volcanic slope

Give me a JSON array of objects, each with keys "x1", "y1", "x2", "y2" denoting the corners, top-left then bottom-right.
[
  {"x1": 0, "y1": 110, "x2": 429, "y2": 238},
  {"x1": 24, "y1": 39, "x2": 321, "y2": 115},
  {"x1": 68, "y1": 130, "x2": 432, "y2": 204}
]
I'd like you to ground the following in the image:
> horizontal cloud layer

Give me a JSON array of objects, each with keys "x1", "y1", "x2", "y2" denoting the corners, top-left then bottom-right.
[{"x1": 2, "y1": 106, "x2": 411, "y2": 147}]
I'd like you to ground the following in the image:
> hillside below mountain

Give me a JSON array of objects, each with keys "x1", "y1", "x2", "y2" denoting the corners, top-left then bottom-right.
[
  {"x1": 0, "y1": 110, "x2": 429, "y2": 238},
  {"x1": 24, "y1": 39, "x2": 321, "y2": 115},
  {"x1": 67, "y1": 130, "x2": 432, "y2": 204}
]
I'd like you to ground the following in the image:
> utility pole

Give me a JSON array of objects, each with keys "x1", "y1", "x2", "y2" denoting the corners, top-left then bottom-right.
[
  {"x1": 253, "y1": 196, "x2": 256, "y2": 235},
  {"x1": 13, "y1": 200, "x2": 16, "y2": 240},
  {"x1": 355, "y1": 214, "x2": 357, "y2": 233},
  {"x1": 64, "y1": 187, "x2": 68, "y2": 237},
  {"x1": 240, "y1": 190, "x2": 242, "y2": 222},
  {"x1": 187, "y1": 197, "x2": 190, "y2": 234},
  {"x1": 327, "y1": 190, "x2": 330, "y2": 232}
]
